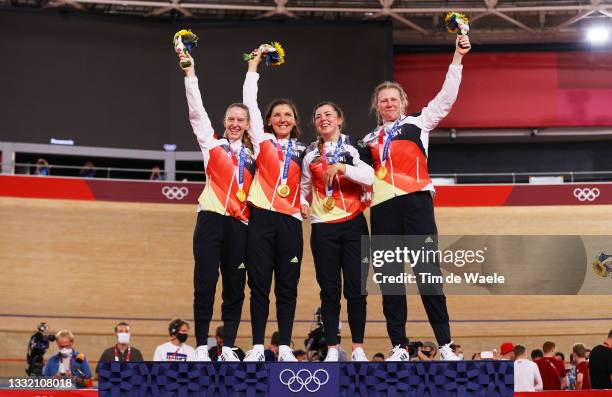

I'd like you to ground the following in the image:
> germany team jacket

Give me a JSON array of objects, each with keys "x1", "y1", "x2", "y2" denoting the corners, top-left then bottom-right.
[
  {"x1": 358, "y1": 64, "x2": 463, "y2": 207},
  {"x1": 243, "y1": 72, "x2": 307, "y2": 220},
  {"x1": 185, "y1": 76, "x2": 258, "y2": 223},
  {"x1": 301, "y1": 135, "x2": 374, "y2": 224}
]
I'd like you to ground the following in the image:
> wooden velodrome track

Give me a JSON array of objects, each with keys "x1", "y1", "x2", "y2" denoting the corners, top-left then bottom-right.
[{"x1": 1, "y1": 196, "x2": 610, "y2": 375}]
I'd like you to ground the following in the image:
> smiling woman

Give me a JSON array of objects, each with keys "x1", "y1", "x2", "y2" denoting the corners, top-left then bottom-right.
[
  {"x1": 358, "y1": 34, "x2": 472, "y2": 361},
  {"x1": 300, "y1": 100, "x2": 374, "y2": 361},
  {"x1": 240, "y1": 49, "x2": 309, "y2": 363},
  {"x1": 177, "y1": 51, "x2": 260, "y2": 362}
]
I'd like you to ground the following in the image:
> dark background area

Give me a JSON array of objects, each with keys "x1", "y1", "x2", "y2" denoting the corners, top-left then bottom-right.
[
  {"x1": 428, "y1": 141, "x2": 612, "y2": 182},
  {"x1": 0, "y1": 11, "x2": 392, "y2": 150}
]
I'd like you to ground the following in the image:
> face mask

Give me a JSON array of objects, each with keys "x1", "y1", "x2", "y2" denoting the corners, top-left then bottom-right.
[
  {"x1": 117, "y1": 332, "x2": 130, "y2": 344},
  {"x1": 60, "y1": 348, "x2": 73, "y2": 357},
  {"x1": 176, "y1": 333, "x2": 188, "y2": 343}
]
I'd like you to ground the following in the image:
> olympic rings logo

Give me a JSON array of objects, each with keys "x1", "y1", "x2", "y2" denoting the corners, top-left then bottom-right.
[
  {"x1": 279, "y1": 369, "x2": 329, "y2": 393},
  {"x1": 162, "y1": 186, "x2": 189, "y2": 200},
  {"x1": 573, "y1": 188, "x2": 600, "y2": 202}
]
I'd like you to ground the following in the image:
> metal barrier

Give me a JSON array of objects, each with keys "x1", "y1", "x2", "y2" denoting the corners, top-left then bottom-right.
[{"x1": 3, "y1": 141, "x2": 612, "y2": 184}]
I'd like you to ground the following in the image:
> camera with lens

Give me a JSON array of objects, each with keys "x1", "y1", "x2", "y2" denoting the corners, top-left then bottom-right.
[
  {"x1": 26, "y1": 322, "x2": 56, "y2": 376},
  {"x1": 304, "y1": 308, "x2": 338, "y2": 361},
  {"x1": 406, "y1": 341, "x2": 423, "y2": 357}
]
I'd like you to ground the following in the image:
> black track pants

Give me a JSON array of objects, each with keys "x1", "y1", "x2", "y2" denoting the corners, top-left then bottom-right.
[
  {"x1": 247, "y1": 207, "x2": 303, "y2": 346},
  {"x1": 311, "y1": 213, "x2": 369, "y2": 345},
  {"x1": 370, "y1": 191, "x2": 451, "y2": 347},
  {"x1": 193, "y1": 211, "x2": 247, "y2": 347}
]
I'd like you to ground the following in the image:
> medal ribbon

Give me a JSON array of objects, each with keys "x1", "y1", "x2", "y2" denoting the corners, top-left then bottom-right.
[
  {"x1": 114, "y1": 346, "x2": 131, "y2": 362},
  {"x1": 231, "y1": 145, "x2": 245, "y2": 194},
  {"x1": 378, "y1": 117, "x2": 405, "y2": 170},
  {"x1": 321, "y1": 136, "x2": 343, "y2": 198},
  {"x1": 276, "y1": 139, "x2": 293, "y2": 187}
]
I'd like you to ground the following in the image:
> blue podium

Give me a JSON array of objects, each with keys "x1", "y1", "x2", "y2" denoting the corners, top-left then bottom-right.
[{"x1": 98, "y1": 361, "x2": 513, "y2": 397}]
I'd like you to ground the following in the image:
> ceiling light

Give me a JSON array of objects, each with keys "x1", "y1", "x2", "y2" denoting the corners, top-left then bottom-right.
[{"x1": 587, "y1": 27, "x2": 609, "y2": 44}]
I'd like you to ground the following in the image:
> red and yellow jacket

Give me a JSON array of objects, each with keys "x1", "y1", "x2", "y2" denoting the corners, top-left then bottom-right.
[
  {"x1": 358, "y1": 64, "x2": 463, "y2": 206},
  {"x1": 301, "y1": 135, "x2": 373, "y2": 224},
  {"x1": 185, "y1": 76, "x2": 258, "y2": 223},
  {"x1": 243, "y1": 72, "x2": 307, "y2": 220}
]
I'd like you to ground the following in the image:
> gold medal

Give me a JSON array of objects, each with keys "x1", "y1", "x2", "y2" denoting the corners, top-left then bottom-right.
[
  {"x1": 236, "y1": 189, "x2": 246, "y2": 203},
  {"x1": 323, "y1": 196, "x2": 335, "y2": 211},
  {"x1": 377, "y1": 165, "x2": 387, "y2": 179},
  {"x1": 276, "y1": 184, "x2": 290, "y2": 198}
]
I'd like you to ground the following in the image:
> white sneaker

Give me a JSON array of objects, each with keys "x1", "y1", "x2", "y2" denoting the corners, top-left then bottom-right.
[
  {"x1": 278, "y1": 345, "x2": 297, "y2": 362},
  {"x1": 243, "y1": 345, "x2": 265, "y2": 362},
  {"x1": 351, "y1": 347, "x2": 368, "y2": 362},
  {"x1": 191, "y1": 345, "x2": 211, "y2": 362},
  {"x1": 386, "y1": 345, "x2": 410, "y2": 361},
  {"x1": 220, "y1": 346, "x2": 241, "y2": 362},
  {"x1": 439, "y1": 342, "x2": 460, "y2": 361},
  {"x1": 324, "y1": 347, "x2": 339, "y2": 362}
]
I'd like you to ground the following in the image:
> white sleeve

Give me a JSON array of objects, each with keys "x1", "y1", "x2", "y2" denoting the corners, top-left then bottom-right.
[
  {"x1": 185, "y1": 76, "x2": 216, "y2": 151},
  {"x1": 243, "y1": 72, "x2": 265, "y2": 146},
  {"x1": 300, "y1": 154, "x2": 312, "y2": 206},
  {"x1": 185, "y1": 346, "x2": 195, "y2": 361},
  {"x1": 534, "y1": 364, "x2": 543, "y2": 391},
  {"x1": 153, "y1": 346, "x2": 163, "y2": 362},
  {"x1": 343, "y1": 147, "x2": 374, "y2": 187},
  {"x1": 417, "y1": 64, "x2": 463, "y2": 132}
]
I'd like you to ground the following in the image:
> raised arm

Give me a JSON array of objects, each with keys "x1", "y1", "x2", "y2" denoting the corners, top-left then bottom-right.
[
  {"x1": 179, "y1": 52, "x2": 216, "y2": 151},
  {"x1": 243, "y1": 49, "x2": 265, "y2": 145},
  {"x1": 419, "y1": 35, "x2": 471, "y2": 132}
]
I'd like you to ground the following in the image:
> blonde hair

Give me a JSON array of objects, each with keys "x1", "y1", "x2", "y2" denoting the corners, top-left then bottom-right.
[
  {"x1": 370, "y1": 81, "x2": 409, "y2": 125},
  {"x1": 55, "y1": 329, "x2": 74, "y2": 342},
  {"x1": 224, "y1": 103, "x2": 254, "y2": 153}
]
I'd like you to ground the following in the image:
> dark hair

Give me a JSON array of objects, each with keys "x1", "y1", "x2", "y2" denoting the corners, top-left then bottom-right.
[
  {"x1": 543, "y1": 341, "x2": 555, "y2": 354},
  {"x1": 264, "y1": 99, "x2": 301, "y2": 139},
  {"x1": 224, "y1": 102, "x2": 254, "y2": 152},
  {"x1": 215, "y1": 325, "x2": 224, "y2": 339},
  {"x1": 168, "y1": 319, "x2": 189, "y2": 336},
  {"x1": 513, "y1": 345, "x2": 526, "y2": 357},
  {"x1": 312, "y1": 101, "x2": 344, "y2": 126},
  {"x1": 608, "y1": 329, "x2": 612, "y2": 339},
  {"x1": 270, "y1": 331, "x2": 280, "y2": 347},
  {"x1": 312, "y1": 101, "x2": 345, "y2": 158},
  {"x1": 293, "y1": 349, "x2": 306, "y2": 357},
  {"x1": 531, "y1": 349, "x2": 544, "y2": 360},
  {"x1": 555, "y1": 352, "x2": 565, "y2": 361},
  {"x1": 114, "y1": 322, "x2": 130, "y2": 333},
  {"x1": 373, "y1": 352, "x2": 385, "y2": 360}
]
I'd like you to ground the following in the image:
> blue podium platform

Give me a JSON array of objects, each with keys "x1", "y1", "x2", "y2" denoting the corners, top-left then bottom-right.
[{"x1": 98, "y1": 361, "x2": 513, "y2": 397}]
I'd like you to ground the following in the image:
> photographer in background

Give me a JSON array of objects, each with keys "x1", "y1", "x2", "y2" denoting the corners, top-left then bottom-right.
[
  {"x1": 414, "y1": 341, "x2": 438, "y2": 361},
  {"x1": 43, "y1": 330, "x2": 92, "y2": 388},
  {"x1": 26, "y1": 322, "x2": 56, "y2": 376},
  {"x1": 96, "y1": 322, "x2": 144, "y2": 375}
]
